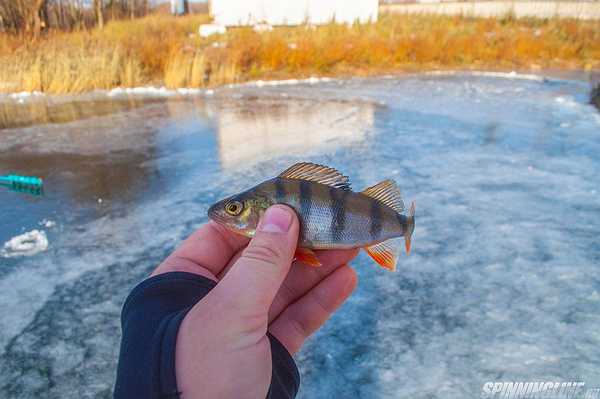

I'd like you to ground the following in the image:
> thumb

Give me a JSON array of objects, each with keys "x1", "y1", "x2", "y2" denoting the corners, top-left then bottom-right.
[{"x1": 217, "y1": 205, "x2": 299, "y2": 318}]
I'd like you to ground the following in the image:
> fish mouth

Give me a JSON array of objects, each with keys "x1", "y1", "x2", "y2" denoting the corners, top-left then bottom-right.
[
  {"x1": 209, "y1": 216, "x2": 234, "y2": 231},
  {"x1": 207, "y1": 206, "x2": 252, "y2": 237},
  {"x1": 207, "y1": 205, "x2": 239, "y2": 231},
  {"x1": 207, "y1": 205, "x2": 226, "y2": 225}
]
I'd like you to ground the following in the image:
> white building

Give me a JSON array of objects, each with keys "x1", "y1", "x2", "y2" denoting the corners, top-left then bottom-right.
[
  {"x1": 208, "y1": 0, "x2": 378, "y2": 27},
  {"x1": 170, "y1": 0, "x2": 185, "y2": 15}
]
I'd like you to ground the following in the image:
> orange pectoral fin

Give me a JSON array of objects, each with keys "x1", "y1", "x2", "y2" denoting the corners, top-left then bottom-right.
[{"x1": 294, "y1": 247, "x2": 322, "y2": 267}]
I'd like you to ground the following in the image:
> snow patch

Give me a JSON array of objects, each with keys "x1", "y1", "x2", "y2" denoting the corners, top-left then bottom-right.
[
  {"x1": 3, "y1": 77, "x2": 332, "y2": 102},
  {"x1": 9, "y1": 91, "x2": 45, "y2": 99},
  {"x1": 0, "y1": 91, "x2": 45, "y2": 104},
  {"x1": 555, "y1": 95, "x2": 578, "y2": 107},
  {"x1": 226, "y1": 76, "x2": 333, "y2": 89},
  {"x1": 106, "y1": 86, "x2": 210, "y2": 98},
  {"x1": 1, "y1": 230, "x2": 49, "y2": 258},
  {"x1": 107, "y1": 86, "x2": 172, "y2": 97},
  {"x1": 40, "y1": 219, "x2": 56, "y2": 228},
  {"x1": 102, "y1": 77, "x2": 334, "y2": 98},
  {"x1": 425, "y1": 70, "x2": 546, "y2": 82},
  {"x1": 103, "y1": 77, "x2": 332, "y2": 98}
]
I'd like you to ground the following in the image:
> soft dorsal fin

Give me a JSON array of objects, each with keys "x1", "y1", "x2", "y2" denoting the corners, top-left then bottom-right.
[
  {"x1": 361, "y1": 179, "x2": 405, "y2": 213},
  {"x1": 278, "y1": 162, "x2": 351, "y2": 190}
]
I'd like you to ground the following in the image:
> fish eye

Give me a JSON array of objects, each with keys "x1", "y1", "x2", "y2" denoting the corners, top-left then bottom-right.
[{"x1": 225, "y1": 201, "x2": 243, "y2": 216}]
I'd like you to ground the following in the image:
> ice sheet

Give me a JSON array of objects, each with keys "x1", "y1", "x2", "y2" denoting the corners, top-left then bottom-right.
[{"x1": 0, "y1": 73, "x2": 599, "y2": 398}]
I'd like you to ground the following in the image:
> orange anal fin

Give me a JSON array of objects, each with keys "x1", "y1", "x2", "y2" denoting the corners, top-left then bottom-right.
[
  {"x1": 405, "y1": 236, "x2": 411, "y2": 255},
  {"x1": 294, "y1": 247, "x2": 322, "y2": 267},
  {"x1": 364, "y1": 239, "x2": 401, "y2": 271}
]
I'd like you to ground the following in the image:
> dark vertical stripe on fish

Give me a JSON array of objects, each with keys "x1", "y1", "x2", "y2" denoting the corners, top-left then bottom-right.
[
  {"x1": 330, "y1": 186, "x2": 346, "y2": 242},
  {"x1": 396, "y1": 213, "x2": 407, "y2": 235},
  {"x1": 370, "y1": 199, "x2": 382, "y2": 239},
  {"x1": 299, "y1": 180, "x2": 312, "y2": 222},
  {"x1": 298, "y1": 180, "x2": 313, "y2": 246},
  {"x1": 275, "y1": 178, "x2": 286, "y2": 203}
]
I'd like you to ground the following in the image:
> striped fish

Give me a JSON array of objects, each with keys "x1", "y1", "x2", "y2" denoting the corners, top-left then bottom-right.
[{"x1": 208, "y1": 162, "x2": 415, "y2": 271}]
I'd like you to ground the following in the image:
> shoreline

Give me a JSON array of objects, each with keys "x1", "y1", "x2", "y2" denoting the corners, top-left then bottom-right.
[{"x1": 1, "y1": 69, "x2": 598, "y2": 102}]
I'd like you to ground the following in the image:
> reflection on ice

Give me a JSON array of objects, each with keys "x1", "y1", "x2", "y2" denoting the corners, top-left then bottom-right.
[
  {"x1": 0, "y1": 96, "x2": 166, "y2": 130},
  {"x1": 213, "y1": 99, "x2": 375, "y2": 169}
]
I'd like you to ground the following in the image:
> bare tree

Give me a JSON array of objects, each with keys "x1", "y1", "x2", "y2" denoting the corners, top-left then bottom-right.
[
  {"x1": 31, "y1": 0, "x2": 48, "y2": 37},
  {"x1": 93, "y1": 0, "x2": 103, "y2": 28},
  {"x1": 0, "y1": 0, "x2": 152, "y2": 34},
  {"x1": 0, "y1": 0, "x2": 47, "y2": 36},
  {"x1": 0, "y1": 0, "x2": 25, "y2": 33}
]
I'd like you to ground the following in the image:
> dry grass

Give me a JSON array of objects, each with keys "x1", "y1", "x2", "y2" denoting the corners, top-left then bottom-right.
[{"x1": 0, "y1": 13, "x2": 599, "y2": 94}]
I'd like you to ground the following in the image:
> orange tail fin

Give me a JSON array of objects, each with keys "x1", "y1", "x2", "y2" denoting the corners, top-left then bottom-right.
[{"x1": 365, "y1": 201, "x2": 415, "y2": 271}]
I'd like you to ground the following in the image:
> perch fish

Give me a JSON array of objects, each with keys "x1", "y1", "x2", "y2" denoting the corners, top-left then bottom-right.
[{"x1": 208, "y1": 162, "x2": 415, "y2": 271}]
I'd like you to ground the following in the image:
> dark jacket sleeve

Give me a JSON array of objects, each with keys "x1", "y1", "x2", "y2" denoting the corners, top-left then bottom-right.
[{"x1": 114, "y1": 272, "x2": 300, "y2": 399}]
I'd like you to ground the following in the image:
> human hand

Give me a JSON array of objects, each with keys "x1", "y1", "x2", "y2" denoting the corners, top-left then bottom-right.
[{"x1": 152, "y1": 205, "x2": 359, "y2": 399}]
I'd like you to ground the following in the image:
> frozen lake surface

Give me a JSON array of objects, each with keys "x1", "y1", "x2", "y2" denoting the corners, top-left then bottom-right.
[{"x1": 0, "y1": 73, "x2": 599, "y2": 398}]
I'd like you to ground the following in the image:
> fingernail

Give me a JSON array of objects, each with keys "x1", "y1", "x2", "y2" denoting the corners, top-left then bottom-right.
[{"x1": 259, "y1": 206, "x2": 292, "y2": 233}]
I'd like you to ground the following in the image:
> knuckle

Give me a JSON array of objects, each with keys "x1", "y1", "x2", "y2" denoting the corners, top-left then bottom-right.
[
  {"x1": 289, "y1": 317, "x2": 310, "y2": 342},
  {"x1": 278, "y1": 282, "x2": 296, "y2": 305},
  {"x1": 311, "y1": 293, "x2": 333, "y2": 316},
  {"x1": 242, "y1": 242, "x2": 284, "y2": 265}
]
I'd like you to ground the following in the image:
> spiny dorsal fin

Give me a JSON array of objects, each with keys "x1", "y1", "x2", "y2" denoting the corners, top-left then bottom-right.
[
  {"x1": 364, "y1": 237, "x2": 402, "y2": 271},
  {"x1": 361, "y1": 179, "x2": 405, "y2": 213},
  {"x1": 278, "y1": 162, "x2": 351, "y2": 191}
]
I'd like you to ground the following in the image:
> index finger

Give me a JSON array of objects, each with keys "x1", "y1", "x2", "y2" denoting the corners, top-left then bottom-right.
[{"x1": 152, "y1": 221, "x2": 250, "y2": 280}]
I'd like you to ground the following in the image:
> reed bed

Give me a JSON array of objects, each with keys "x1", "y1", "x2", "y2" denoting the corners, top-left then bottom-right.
[{"x1": 0, "y1": 13, "x2": 598, "y2": 94}]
